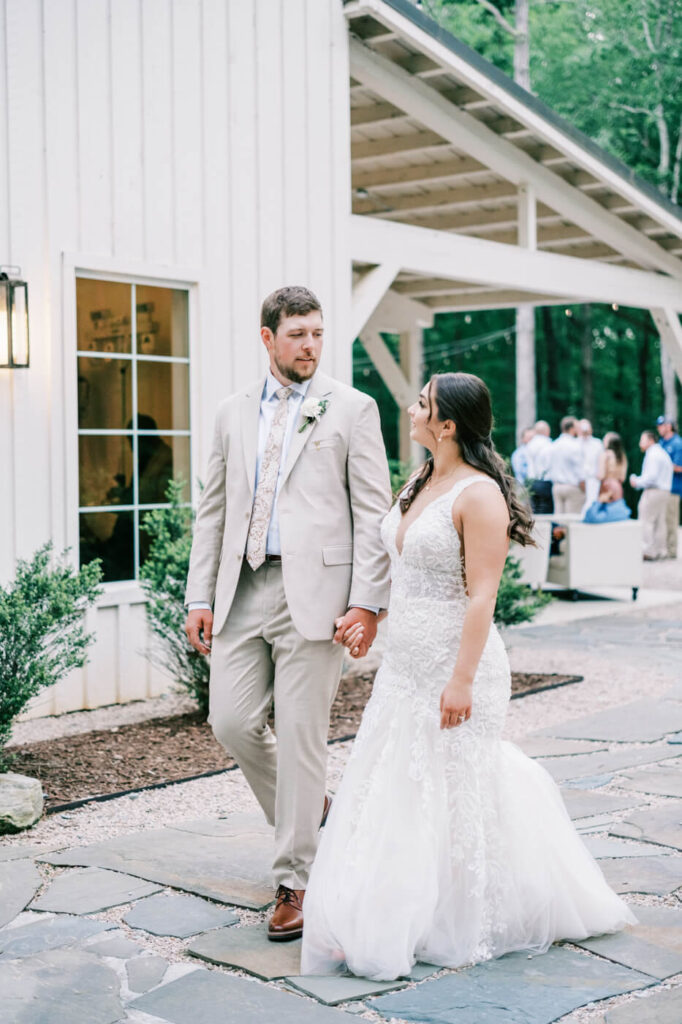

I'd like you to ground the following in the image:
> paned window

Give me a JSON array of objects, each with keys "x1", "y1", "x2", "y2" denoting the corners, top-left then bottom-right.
[{"x1": 76, "y1": 277, "x2": 191, "y2": 582}]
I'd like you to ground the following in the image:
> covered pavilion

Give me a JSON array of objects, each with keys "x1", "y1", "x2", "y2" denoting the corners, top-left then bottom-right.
[{"x1": 344, "y1": 0, "x2": 682, "y2": 459}]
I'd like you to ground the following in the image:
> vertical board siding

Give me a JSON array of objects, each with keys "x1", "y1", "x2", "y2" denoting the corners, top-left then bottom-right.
[
  {"x1": 5, "y1": 0, "x2": 352, "y2": 716},
  {"x1": 111, "y1": 0, "x2": 145, "y2": 260},
  {"x1": 141, "y1": 0, "x2": 174, "y2": 263}
]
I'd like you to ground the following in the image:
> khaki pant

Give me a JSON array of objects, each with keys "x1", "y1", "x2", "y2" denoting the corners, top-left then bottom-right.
[
  {"x1": 666, "y1": 493, "x2": 680, "y2": 558},
  {"x1": 639, "y1": 488, "x2": 669, "y2": 560},
  {"x1": 552, "y1": 483, "x2": 584, "y2": 515},
  {"x1": 209, "y1": 560, "x2": 344, "y2": 889}
]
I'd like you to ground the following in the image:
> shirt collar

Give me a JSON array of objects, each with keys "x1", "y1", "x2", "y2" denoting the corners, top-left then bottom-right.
[{"x1": 263, "y1": 369, "x2": 311, "y2": 402}]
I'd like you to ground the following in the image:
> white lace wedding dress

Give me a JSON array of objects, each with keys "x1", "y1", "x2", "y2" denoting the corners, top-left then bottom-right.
[{"x1": 301, "y1": 475, "x2": 635, "y2": 981}]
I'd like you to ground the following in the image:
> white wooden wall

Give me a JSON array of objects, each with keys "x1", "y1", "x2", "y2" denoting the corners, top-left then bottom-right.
[{"x1": 0, "y1": 0, "x2": 352, "y2": 717}]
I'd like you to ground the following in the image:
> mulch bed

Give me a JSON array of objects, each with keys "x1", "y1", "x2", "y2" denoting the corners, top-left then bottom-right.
[{"x1": 8, "y1": 672, "x2": 581, "y2": 810}]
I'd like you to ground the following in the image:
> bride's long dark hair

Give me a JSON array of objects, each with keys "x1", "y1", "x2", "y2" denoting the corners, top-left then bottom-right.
[{"x1": 400, "y1": 372, "x2": 536, "y2": 547}]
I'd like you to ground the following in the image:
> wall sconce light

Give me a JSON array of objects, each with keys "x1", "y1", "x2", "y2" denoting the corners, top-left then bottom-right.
[{"x1": 0, "y1": 267, "x2": 30, "y2": 368}]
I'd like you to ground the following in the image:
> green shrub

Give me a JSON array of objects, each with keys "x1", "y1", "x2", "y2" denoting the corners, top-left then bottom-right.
[
  {"x1": 494, "y1": 554, "x2": 552, "y2": 627},
  {"x1": 140, "y1": 479, "x2": 210, "y2": 716},
  {"x1": 0, "y1": 545, "x2": 102, "y2": 768}
]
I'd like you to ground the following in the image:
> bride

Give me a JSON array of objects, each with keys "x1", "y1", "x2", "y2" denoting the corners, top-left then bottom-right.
[{"x1": 301, "y1": 371, "x2": 635, "y2": 982}]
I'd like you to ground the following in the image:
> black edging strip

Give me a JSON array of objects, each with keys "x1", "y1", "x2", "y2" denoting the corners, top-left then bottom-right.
[{"x1": 45, "y1": 678, "x2": 582, "y2": 815}]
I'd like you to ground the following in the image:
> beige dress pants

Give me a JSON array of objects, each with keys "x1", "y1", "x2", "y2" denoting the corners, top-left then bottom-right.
[
  {"x1": 209, "y1": 560, "x2": 345, "y2": 889},
  {"x1": 666, "y1": 493, "x2": 680, "y2": 558},
  {"x1": 639, "y1": 488, "x2": 669, "y2": 560},
  {"x1": 552, "y1": 483, "x2": 584, "y2": 515}
]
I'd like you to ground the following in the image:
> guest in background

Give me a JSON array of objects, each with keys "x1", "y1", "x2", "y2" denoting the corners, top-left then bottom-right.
[
  {"x1": 630, "y1": 430, "x2": 674, "y2": 561},
  {"x1": 656, "y1": 415, "x2": 682, "y2": 559},
  {"x1": 511, "y1": 427, "x2": 535, "y2": 485},
  {"x1": 578, "y1": 419, "x2": 603, "y2": 514},
  {"x1": 525, "y1": 419, "x2": 553, "y2": 513},
  {"x1": 598, "y1": 432, "x2": 628, "y2": 499},
  {"x1": 549, "y1": 416, "x2": 584, "y2": 514},
  {"x1": 583, "y1": 478, "x2": 631, "y2": 524}
]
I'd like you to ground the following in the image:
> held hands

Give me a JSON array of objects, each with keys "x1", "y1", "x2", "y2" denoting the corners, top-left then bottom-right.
[
  {"x1": 185, "y1": 609, "x2": 213, "y2": 655},
  {"x1": 439, "y1": 677, "x2": 473, "y2": 730},
  {"x1": 333, "y1": 607, "x2": 379, "y2": 659}
]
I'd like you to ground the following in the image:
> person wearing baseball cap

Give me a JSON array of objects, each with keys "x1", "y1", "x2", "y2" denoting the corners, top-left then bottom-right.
[{"x1": 656, "y1": 416, "x2": 682, "y2": 559}]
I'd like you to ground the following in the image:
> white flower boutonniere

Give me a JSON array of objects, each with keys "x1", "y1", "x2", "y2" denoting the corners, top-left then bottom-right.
[{"x1": 298, "y1": 397, "x2": 330, "y2": 433}]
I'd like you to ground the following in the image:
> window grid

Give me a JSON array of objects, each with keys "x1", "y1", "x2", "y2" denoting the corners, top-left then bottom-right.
[{"x1": 77, "y1": 278, "x2": 191, "y2": 581}]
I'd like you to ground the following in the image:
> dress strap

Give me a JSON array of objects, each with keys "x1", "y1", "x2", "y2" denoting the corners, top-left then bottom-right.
[{"x1": 449, "y1": 474, "x2": 499, "y2": 499}]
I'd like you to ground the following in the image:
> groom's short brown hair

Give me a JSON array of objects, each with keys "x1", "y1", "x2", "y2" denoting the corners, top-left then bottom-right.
[{"x1": 261, "y1": 286, "x2": 322, "y2": 335}]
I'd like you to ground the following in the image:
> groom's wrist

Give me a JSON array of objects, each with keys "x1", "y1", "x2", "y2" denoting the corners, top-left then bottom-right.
[{"x1": 348, "y1": 604, "x2": 380, "y2": 616}]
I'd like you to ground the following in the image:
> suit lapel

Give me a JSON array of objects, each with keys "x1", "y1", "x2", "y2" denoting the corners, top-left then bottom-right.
[
  {"x1": 280, "y1": 373, "x2": 333, "y2": 488},
  {"x1": 241, "y1": 377, "x2": 266, "y2": 496}
]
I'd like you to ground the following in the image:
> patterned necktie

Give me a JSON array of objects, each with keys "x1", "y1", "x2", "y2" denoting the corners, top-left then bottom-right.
[{"x1": 246, "y1": 386, "x2": 293, "y2": 570}]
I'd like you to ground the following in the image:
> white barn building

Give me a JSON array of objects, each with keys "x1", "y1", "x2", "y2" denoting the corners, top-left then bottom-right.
[{"x1": 2, "y1": 0, "x2": 681, "y2": 717}]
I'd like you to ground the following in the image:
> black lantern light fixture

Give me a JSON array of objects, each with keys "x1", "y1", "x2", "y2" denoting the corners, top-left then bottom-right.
[{"x1": 0, "y1": 266, "x2": 29, "y2": 368}]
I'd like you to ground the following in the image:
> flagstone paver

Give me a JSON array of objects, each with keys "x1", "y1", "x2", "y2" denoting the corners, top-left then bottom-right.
[
  {"x1": 583, "y1": 837, "x2": 673, "y2": 859},
  {"x1": 129, "y1": 966, "x2": 351, "y2": 1022},
  {"x1": 286, "y1": 973, "x2": 408, "y2": 1005},
  {"x1": 124, "y1": 891, "x2": 239, "y2": 938},
  {"x1": 536, "y1": 697, "x2": 682, "y2": 743},
  {"x1": 518, "y1": 738, "x2": 609, "y2": 758},
  {"x1": 0, "y1": 947, "x2": 124, "y2": 1024},
  {"x1": 31, "y1": 866, "x2": 162, "y2": 914},
  {"x1": 187, "y1": 923, "x2": 302, "y2": 980},
  {"x1": 87, "y1": 934, "x2": 145, "y2": 959},
  {"x1": 0, "y1": 914, "x2": 114, "y2": 959},
  {"x1": 603, "y1": 986, "x2": 682, "y2": 1023},
  {"x1": 571, "y1": 930, "x2": 682, "y2": 980},
  {"x1": 561, "y1": 773, "x2": 614, "y2": 790},
  {"x1": 609, "y1": 802, "x2": 682, "y2": 851},
  {"x1": 0, "y1": 858, "x2": 42, "y2": 928},
  {"x1": 617, "y1": 766, "x2": 682, "y2": 799},
  {"x1": 0, "y1": 842, "x2": 66, "y2": 863},
  {"x1": 599, "y1": 855, "x2": 682, "y2": 895},
  {"x1": 537, "y1": 743, "x2": 680, "y2": 783},
  {"x1": 169, "y1": 812, "x2": 271, "y2": 837},
  {"x1": 126, "y1": 954, "x2": 169, "y2": 993},
  {"x1": 370, "y1": 946, "x2": 654, "y2": 1024},
  {"x1": 41, "y1": 823, "x2": 275, "y2": 909},
  {"x1": 560, "y1": 790, "x2": 642, "y2": 820}
]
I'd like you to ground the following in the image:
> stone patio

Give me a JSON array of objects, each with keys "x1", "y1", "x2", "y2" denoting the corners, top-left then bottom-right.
[{"x1": 1, "y1": 596, "x2": 681, "y2": 1024}]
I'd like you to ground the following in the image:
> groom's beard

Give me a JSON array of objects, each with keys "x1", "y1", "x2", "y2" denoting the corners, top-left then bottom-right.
[{"x1": 274, "y1": 352, "x2": 318, "y2": 384}]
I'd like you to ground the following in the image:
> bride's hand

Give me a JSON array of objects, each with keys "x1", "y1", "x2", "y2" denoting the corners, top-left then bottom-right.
[
  {"x1": 439, "y1": 680, "x2": 472, "y2": 730},
  {"x1": 334, "y1": 619, "x2": 366, "y2": 657}
]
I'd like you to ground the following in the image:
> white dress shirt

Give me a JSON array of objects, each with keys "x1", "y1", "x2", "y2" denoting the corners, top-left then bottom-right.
[
  {"x1": 525, "y1": 434, "x2": 552, "y2": 480},
  {"x1": 548, "y1": 433, "x2": 584, "y2": 486},
  {"x1": 631, "y1": 444, "x2": 673, "y2": 491},
  {"x1": 581, "y1": 436, "x2": 603, "y2": 479}
]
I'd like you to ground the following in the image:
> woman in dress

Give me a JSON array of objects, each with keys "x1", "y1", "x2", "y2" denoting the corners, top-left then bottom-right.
[
  {"x1": 598, "y1": 431, "x2": 628, "y2": 500},
  {"x1": 301, "y1": 372, "x2": 635, "y2": 982}
]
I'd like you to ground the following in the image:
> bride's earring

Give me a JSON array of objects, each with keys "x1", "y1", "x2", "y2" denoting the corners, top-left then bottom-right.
[{"x1": 437, "y1": 435, "x2": 443, "y2": 443}]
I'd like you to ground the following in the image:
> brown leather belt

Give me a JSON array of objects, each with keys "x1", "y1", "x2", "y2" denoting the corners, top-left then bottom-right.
[{"x1": 264, "y1": 554, "x2": 282, "y2": 562}]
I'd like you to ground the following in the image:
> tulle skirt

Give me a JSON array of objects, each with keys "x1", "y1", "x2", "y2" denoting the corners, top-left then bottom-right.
[{"x1": 301, "y1": 690, "x2": 635, "y2": 981}]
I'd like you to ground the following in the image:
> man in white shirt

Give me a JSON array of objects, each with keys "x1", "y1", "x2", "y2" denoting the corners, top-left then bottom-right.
[
  {"x1": 630, "y1": 429, "x2": 674, "y2": 560},
  {"x1": 578, "y1": 418, "x2": 603, "y2": 513},
  {"x1": 549, "y1": 416, "x2": 584, "y2": 514},
  {"x1": 525, "y1": 420, "x2": 553, "y2": 512},
  {"x1": 511, "y1": 427, "x2": 535, "y2": 485}
]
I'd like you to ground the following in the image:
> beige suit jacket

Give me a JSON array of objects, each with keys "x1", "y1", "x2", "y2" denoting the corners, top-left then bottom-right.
[{"x1": 185, "y1": 371, "x2": 392, "y2": 641}]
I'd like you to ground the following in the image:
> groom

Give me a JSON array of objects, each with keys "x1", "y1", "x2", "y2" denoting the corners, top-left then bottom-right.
[{"x1": 184, "y1": 286, "x2": 391, "y2": 940}]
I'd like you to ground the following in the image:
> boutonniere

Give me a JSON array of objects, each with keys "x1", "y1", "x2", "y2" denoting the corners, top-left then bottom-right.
[{"x1": 298, "y1": 397, "x2": 330, "y2": 433}]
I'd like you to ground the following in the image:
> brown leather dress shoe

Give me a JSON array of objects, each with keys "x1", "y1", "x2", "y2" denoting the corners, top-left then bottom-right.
[
  {"x1": 321, "y1": 794, "x2": 333, "y2": 828},
  {"x1": 267, "y1": 885, "x2": 305, "y2": 942}
]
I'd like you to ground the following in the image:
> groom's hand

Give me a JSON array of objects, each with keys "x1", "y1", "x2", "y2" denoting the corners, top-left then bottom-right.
[
  {"x1": 185, "y1": 609, "x2": 213, "y2": 655},
  {"x1": 333, "y1": 607, "x2": 378, "y2": 659}
]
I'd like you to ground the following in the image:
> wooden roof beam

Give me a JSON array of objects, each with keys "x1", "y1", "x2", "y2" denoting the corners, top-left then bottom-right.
[
  {"x1": 353, "y1": 180, "x2": 517, "y2": 215},
  {"x1": 350, "y1": 36, "x2": 682, "y2": 277},
  {"x1": 351, "y1": 156, "x2": 491, "y2": 190},
  {"x1": 351, "y1": 129, "x2": 449, "y2": 161}
]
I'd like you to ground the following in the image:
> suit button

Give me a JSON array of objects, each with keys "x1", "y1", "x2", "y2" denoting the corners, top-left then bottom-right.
[
  {"x1": 245, "y1": 512, "x2": 250, "y2": 519},
  {"x1": 236, "y1": 554, "x2": 242, "y2": 560}
]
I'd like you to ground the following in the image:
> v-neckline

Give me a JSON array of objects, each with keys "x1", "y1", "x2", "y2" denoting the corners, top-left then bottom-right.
[{"x1": 394, "y1": 474, "x2": 482, "y2": 558}]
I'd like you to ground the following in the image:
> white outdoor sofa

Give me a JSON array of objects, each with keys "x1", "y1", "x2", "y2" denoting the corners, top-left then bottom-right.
[{"x1": 529, "y1": 513, "x2": 643, "y2": 601}]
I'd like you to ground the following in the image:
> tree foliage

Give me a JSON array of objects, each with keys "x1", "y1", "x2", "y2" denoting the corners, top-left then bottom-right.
[
  {"x1": 0, "y1": 546, "x2": 102, "y2": 767},
  {"x1": 140, "y1": 479, "x2": 210, "y2": 716}
]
